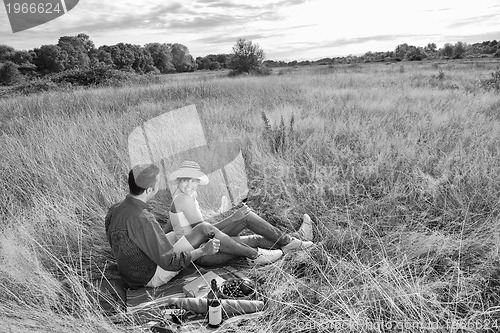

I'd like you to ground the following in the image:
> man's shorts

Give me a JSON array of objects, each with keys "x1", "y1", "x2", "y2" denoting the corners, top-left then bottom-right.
[{"x1": 146, "y1": 235, "x2": 194, "y2": 288}]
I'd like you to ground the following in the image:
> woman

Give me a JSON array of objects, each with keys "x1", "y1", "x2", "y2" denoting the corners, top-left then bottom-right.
[{"x1": 165, "y1": 161, "x2": 314, "y2": 266}]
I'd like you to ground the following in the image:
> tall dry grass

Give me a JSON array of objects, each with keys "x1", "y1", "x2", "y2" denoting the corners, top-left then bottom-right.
[{"x1": 1, "y1": 60, "x2": 499, "y2": 332}]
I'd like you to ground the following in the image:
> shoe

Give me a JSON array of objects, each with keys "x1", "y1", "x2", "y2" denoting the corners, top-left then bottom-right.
[
  {"x1": 281, "y1": 237, "x2": 314, "y2": 254},
  {"x1": 297, "y1": 214, "x2": 313, "y2": 241},
  {"x1": 247, "y1": 248, "x2": 283, "y2": 266}
]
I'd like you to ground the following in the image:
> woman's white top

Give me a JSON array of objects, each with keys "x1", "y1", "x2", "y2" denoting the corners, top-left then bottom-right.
[{"x1": 169, "y1": 192, "x2": 202, "y2": 242}]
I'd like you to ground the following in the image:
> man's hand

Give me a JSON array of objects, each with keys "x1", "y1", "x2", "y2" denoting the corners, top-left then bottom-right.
[
  {"x1": 200, "y1": 238, "x2": 220, "y2": 255},
  {"x1": 231, "y1": 204, "x2": 252, "y2": 222}
]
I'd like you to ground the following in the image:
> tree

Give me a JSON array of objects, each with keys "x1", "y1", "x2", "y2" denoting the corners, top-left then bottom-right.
[
  {"x1": 11, "y1": 50, "x2": 33, "y2": 65},
  {"x1": 95, "y1": 47, "x2": 114, "y2": 67},
  {"x1": 395, "y1": 43, "x2": 409, "y2": 59},
  {"x1": 0, "y1": 61, "x2": 23, "y2": 85},
  {"x1": 57, "y1": 34, "x2": 95, "y2": 70},
  {"x1": 215, "y1": 54, "x2": 228, "y2": 68},
  {"x1": 441, "y1": 43, "x2": 454, "y2": 58},
  {"x1": 406, "y1": 46, "x2": 426, "y2": 61},
  {"x1": 425, "y1": 43, "x2": 437, "y2": 53},
  {"x1": 144, "y1": 43, "x2": 175, "y2": 73},
  {"x1": 0, "y1": 45, "x2": 16, "y2": 62},
  {"x1": 33, "y1": 44, "x2": 67, "y2": 73},
  {"x1": 107, "y1": 43, "x2": 135, "y2": 71},
  {"x1": 453, "y1": 42, "x2": 466, "y2": 59},
  {"x1": 130, "y1": 45, "x2": 155, "y2": 73},
  {"x1": 228, "y1": 39, "x2": 265, "y2": 74},
  {"x1": 169, "y1": 43, "x2": 196, "y2": 72}
]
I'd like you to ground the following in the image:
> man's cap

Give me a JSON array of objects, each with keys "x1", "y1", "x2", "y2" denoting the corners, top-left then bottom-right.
[{"x1": 131, "y1": 164, "x2": 160, "y2": 189}]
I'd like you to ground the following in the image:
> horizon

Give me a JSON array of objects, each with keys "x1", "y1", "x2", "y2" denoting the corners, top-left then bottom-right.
[{"x1": 1, "y1": 0, "x2": 499, "y2": 62}]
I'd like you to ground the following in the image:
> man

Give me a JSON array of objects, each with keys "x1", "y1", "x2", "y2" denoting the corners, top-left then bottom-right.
[{"x1": 105, "y1": 164, "x2": 220, "y2": 288}]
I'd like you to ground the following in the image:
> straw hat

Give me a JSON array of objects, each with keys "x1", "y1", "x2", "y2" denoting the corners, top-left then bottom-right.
[{"x1": 169, "y1": 161, "x2": 209, "y2": 185}]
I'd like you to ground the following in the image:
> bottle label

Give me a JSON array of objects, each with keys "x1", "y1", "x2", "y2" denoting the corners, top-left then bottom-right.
[{"x1": 208, "y1": 304, "x2": 222, "y2": 326}]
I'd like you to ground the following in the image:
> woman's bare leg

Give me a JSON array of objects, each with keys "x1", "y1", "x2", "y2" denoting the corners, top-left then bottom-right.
[{"x1": 195, "y1": 235, "x2": 272, "y2": 266}]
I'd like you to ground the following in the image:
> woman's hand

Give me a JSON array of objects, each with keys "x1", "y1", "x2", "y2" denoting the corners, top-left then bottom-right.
[
  {"x1": 200, "y1": 238, "x2": 220, "y2": 256},
  {"x1": 231, "y1": 204, "x2": 252, "y2": 222}
]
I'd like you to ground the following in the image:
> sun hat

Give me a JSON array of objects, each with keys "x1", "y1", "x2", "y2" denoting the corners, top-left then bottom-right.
[
  {"x1": 131, "y1": 164, "x2": 160, "y2": 189},
  {"x1": 169, "y1": 161, "x2": 209, "y2": 185}
]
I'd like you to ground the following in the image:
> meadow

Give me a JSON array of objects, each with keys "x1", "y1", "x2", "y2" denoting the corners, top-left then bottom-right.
[{"x1": 0, "y1": 60, "x2": 499, "y2": 332}]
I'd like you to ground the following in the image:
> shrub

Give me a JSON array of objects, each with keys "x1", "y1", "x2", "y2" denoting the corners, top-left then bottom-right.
[
  {"x1": 50, "y1": 67, "x2": 134, "y2": 86},
  {"x1": 261, "y1": 111, "x2": 295, "y2": 155},
  {"x1": 15, "y1": 78, "x2": 64, "y2": 94},
  {"x1": 431, "y1": 70, "x2": 445, "y2": 80},
  {"x1": 252, "y1": 65, "x2": 272, "y2": 76},
  {"x1": 480, "y1": 71, "x2": 500, "y2": 92}
]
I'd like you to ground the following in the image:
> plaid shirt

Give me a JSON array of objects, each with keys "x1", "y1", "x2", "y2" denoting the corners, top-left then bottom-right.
[{"x1": 105, "y1": 195, "x2": 192, "y2": 288}]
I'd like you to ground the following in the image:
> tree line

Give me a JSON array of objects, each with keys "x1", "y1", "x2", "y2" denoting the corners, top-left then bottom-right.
[
  {"x1": 264, "y1": 40, "x2": 500, "y2": 67},
  {"x1": 0, "y1": 33, "x2": 196, "y2": 74},
  {"x1": 0, "y1": 34, "x2": 201, "y2": 85},
  {"x1": 1, "y1": 34, "x2": 499, "y2": 87},
  {"x1": 0, "y1": 35, "x2": 268, "y2": 86}
]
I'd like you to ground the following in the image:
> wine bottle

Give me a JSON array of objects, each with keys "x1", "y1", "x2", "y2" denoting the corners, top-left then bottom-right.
[{"x1": 207, "y1": 279, "x2": 222, "y2": 327}]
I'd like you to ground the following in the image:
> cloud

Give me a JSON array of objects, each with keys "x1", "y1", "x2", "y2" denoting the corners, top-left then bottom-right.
[
  {"x1": 274, "y1": 0, "x2": 311, "y2": 6},
  {"x1": 443, "y1": 31, "x2": 500, "y2": 44},
  {"x1": 196, "y1": 0, "x2": 309, "y2": 9},
  {"x1": 314, "y1": 34, "x2": 415, "y2": 49},
  {"x1": 446, "y1": 14, "x2": 498, "y2": 29},
  {"x1": 167, "y1": 14, "x2": 239, "y2": 30},
  {"x1": 165, "y1": 8, "x2": 282, "y2": 31},
  {"x1": 55, "y1": 2, "x2": 190, "y2": 34},
  {"x1": 202, "y1": 2, "x2": 260, "y2": 10},
  {"x1": 194, "y1": 32, "x2": 285, "y2": 45},
  {"x1": 422, "y1": 7, "x2": 450, "y2": 12},
  {"x1": 150, "y1": 2, "x2": 186, "y2": 15}
]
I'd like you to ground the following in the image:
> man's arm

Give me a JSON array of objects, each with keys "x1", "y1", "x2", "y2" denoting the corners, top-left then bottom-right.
[
  {"x1": 189, "y1": 241, "x2": 218, "y2": 261},
  {"x1": 127, "y1": 214, "x2": 193, "y2": 271}
]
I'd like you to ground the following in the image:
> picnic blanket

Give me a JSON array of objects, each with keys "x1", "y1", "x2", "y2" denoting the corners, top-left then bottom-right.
[{"x1": 106, "y1": 262, "x2": 265, "y2": 331}]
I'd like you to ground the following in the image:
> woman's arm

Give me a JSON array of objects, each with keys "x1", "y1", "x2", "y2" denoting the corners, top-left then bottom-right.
[{"x1": 175, "y1": 194, "x2": 205, "y2": 227}]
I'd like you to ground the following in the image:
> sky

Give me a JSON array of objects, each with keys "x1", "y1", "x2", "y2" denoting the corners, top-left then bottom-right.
[{"x1": 1, "y1": 0, "x2": 500, "y2": 61}]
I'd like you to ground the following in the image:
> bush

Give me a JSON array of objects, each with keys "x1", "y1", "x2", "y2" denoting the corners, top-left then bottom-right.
[
  {"x1": 50, "y1": 66, "x2": 135, "y2": 87},
  {"x1": 15, "y1": 78, "x2": 64, "y2": 94},
  {"x1": 0, "y1": 61, "x2": 24, "y2": 85},
  {"x1": 494, "y1": 49, "x2": 500, "y2": 58},
  {"x1": 480, "y1": 71, "x2": 500, "y2": 92},
  {"x1": 252, "y1": 65, "x2": 272, "y2": 76},
  {"x1": 431, "y1": 70, "x2": 445, "y2": 80}
]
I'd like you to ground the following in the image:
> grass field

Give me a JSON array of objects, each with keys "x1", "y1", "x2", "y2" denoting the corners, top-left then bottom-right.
[{"x1": 1, "y1": 60, "x2": 500, "y2": 332}]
